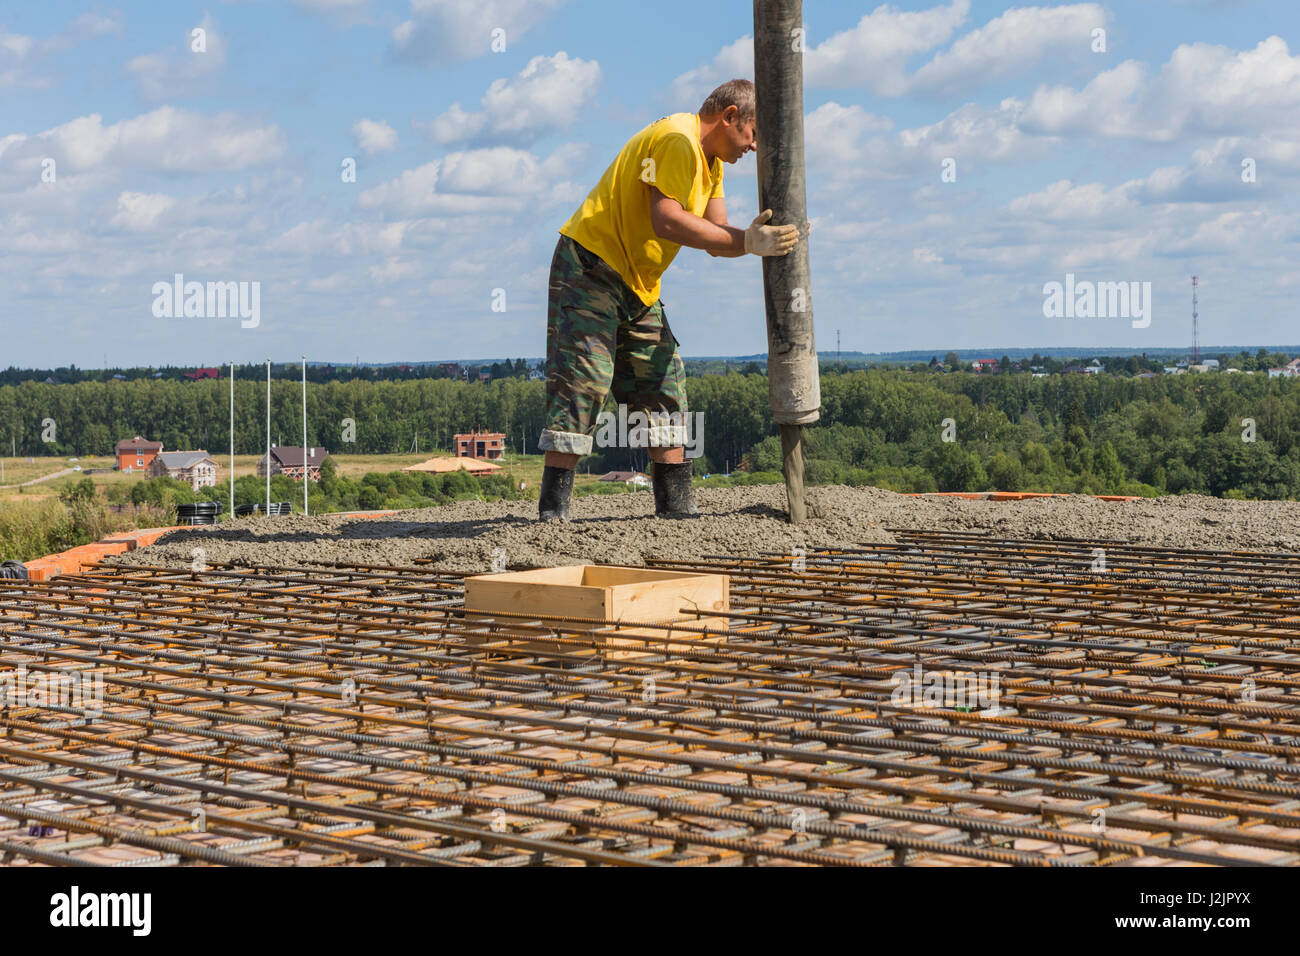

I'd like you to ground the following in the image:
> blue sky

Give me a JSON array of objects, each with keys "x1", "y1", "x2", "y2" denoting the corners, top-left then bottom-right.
[{"x1": 2, "y1": 0, "x2": 1298, "y2": 367}]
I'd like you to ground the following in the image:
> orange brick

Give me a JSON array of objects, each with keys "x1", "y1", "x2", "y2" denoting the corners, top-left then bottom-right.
[{"x1": 23, "y1": 560, "x2": 60, "y2": 581}]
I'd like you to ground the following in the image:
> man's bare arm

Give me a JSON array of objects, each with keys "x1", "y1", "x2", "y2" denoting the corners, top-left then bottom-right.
[{"x1": 649, "y1": 187, "x2": 746, "y2": 257}]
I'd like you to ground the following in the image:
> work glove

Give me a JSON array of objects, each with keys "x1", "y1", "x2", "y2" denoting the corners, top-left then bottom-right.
[{"x1": 744, "y1": 209, "x2": 800, "y2": 256}]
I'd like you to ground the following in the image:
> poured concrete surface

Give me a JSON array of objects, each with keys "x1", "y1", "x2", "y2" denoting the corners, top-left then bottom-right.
[{"x1": 104, "y1": 484, "x2": 1300, "y2": 574}]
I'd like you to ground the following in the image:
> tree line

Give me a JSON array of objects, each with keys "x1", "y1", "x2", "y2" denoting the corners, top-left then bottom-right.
[{"x1": 3, "y1": 368, "x2": 1299, "y2": 499}]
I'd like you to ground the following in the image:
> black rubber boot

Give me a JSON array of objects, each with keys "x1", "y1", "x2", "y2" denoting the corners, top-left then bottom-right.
[
  {"x1": 538, "y1": 466, "x2": 575, "y2": 522},
  {"x1": 653, "y1": 461, "x2": 700, "y2": 517}
]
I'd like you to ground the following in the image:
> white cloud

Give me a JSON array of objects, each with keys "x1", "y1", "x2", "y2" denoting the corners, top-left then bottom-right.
[
  {"x1": 291, "y1": 0, "x2": 372, "y2": 11},
  {"x1": 270, "y1": 220, "x2": 409, "y2": 257},
  {"x1": 428, "y1": 52, "x2": 600, "y2": 144},
  {"x1": 1020, "y1": 60, "x2": 1150, "y2": 138},
  {"x1": 803, "y1": 98, "x2": 1047, "y2": 185},
  {"x1": 804, "y1": 102, "x2": 894, "y2": 168},
  {"x1": 358, "y1": 144, "x2": 584, "y2": 217},
  {"x1": 1007, "y1": 179, "x2": 1134, "y2": 222},
  {"x1": 0, "y1": 28, "x2": 40, "y2": 90},
  {"x1": 803, "y1": 0, "x2": 970, "y2": 93},
  {"x1": 0, "y1": 13, "x2": 123, "y2": 90},
  {"x1": 0, "y1": 28, "x2": 34, "y2": 59},
  {"x1": 369, "y1": 257, "x2": 419, "y2": 282},
  {"x1": 677, "y1": 1, "x2": 1096, "y2": 103},
  {"x1": 899, "y1": 97, "x2": 1045, "y2": 164},
  {"x1": 1022, "y1": 37, "x2": 1300, "y2": 142},
  {"x1": 353, "y1": 118, "x2": 398, "y2": 156},
  {"x1": 307, "y1": 273, "x2": 351, "y2": 293},
  {"x1": 125, "y1": 14, "x2": 226, "y2": 101},
  {"x1": 391, "y1": 0, "x2": 566, "y2": 65},
  {"x1": 668, "y1": 35, "x2": 752, "y2": 109},
  {"x1": 44, "y1": 11, "x2": 124, "y2": 52},
  {"x1": 0, "y1": 108, "x2": 286, "y2": 184},
  {"x1": 908, "y1": 3, "x2": 1105, "y2": 94},
  {"x1": 671, "y1": 2, "x2": 1106, "y2": 104},
  {"x1": 108, "y1": 192, "x2": 176, "y2": 231}
]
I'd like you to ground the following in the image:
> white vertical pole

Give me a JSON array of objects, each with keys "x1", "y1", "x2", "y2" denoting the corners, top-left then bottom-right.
[
  {"x1": 265, "y1": 359, "x2": 271, "y2": 513},
  {"x1": 301, "y1": 356, "x2": 308, "y2": 516},
  {"x1": 229, "y1": 362, "x2": 235, "y2": 520}
]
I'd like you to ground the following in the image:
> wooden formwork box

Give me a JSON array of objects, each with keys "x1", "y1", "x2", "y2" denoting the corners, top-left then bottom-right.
[{"x1": 463, "y1": 565, "x2": 731, "y2": 658}]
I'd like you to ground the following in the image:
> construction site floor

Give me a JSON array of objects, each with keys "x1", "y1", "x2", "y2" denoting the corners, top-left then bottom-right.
[{"x1": 3, "y1": 515, "x2": 1300, "y2": 865}]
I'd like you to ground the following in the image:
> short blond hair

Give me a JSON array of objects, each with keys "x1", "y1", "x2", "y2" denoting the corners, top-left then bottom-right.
[{"x1": 699, "y1": 79, "x2": 755, "y2": 125}]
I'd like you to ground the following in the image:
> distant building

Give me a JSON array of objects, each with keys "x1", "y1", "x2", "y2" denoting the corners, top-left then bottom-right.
[
  {"x1": 454, "y1": 431, "x2": 505, "y2": 460},
  {"x1": 116, "y1": 436, "x2": 163, "y2": 471},
  {"x1": 184, "y1": 368, "x2": 220, "y2": 381},
  {"x1": 258, "y1": 445, "x2": 330, "y2": 481},
  {"x1": 150, "y1": 451, "x2": 218, "y2": 490},
  {"x1": 401, "y1": 457, "x2": 501, "y2": 476},
  {"x1": 598, "y1": 471, "x2": 651, "y2": 487},
  {"x1": 971, "y1": 359, "x2": 998, "y2": 372}
]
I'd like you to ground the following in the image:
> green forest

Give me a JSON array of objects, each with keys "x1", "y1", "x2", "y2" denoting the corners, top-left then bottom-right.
[{"x1": 3, "y1": 366, "x2": 1300, "y2": 499}]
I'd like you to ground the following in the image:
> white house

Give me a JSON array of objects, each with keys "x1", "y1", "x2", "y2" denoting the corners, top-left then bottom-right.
[{"x1": 150, "y1": 451, "x2": 218, "y2": 490}]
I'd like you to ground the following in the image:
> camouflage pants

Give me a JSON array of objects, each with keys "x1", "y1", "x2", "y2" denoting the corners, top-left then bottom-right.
[{"x1": 539, "y1": 234, "x2": 688, "y2": 456}]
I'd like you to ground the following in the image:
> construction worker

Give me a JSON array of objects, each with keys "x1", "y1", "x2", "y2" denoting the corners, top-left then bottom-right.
[{"x1": 537, "y1": 78, "x2": 799, "y2": 521}]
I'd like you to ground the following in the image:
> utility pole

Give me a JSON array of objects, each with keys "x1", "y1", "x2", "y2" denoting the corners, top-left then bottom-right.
[
  {"x1": 229, "y1": 362, "x2": 235, "y2": 521},
  {"x1": 301, "y1": 357, "x2": 308, "y2": 516},
  {"x1": 1192, "y1": 275, "x2": 1200, "y2": 365},
  {"x1": 265, "y1": 359, "x2": 271, "y2": 514},
  {"x1": 755, "y1": 0, "x2": 820, "y2": 523}
]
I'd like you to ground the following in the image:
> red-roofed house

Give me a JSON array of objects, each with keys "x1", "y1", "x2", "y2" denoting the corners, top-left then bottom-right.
[
  {"x1": 116, "y1": 436, "x2": 163, "y2": 471},
  {"x1": 257, "y1": 445, "x2": 330, "y2": 481}
]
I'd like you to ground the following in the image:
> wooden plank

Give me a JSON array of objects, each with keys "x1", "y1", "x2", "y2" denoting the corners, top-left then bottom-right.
[
  {"x1": 465, "y1": 577, "x2": 608, "y2": 621},
  {"x1": 606, "y1": 573, "x2": 728, "y2": 622}
]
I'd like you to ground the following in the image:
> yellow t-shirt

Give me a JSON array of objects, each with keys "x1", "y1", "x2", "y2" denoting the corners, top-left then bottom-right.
[{"x1": 559, "y1": 112, "x2": 724, "y2": 306}]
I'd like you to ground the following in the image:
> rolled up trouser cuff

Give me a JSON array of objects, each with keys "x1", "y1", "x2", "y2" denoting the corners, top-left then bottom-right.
[
  {"x1": 643, "y1": 422, "x2": 688, "y2": 447},
  {"x1": 539, "y1": 428, "x2": 593, "y2": 456}
]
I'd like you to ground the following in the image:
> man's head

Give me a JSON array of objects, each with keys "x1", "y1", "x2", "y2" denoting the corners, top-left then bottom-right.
[{"x1": 698, "y1": 79, "x2": 756, "y2": 164}]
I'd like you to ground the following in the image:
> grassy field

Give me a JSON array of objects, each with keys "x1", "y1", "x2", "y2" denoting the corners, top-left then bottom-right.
[
  {"x1": 0, "y1": 451, "x2": 651, "y2": 561},
  {"x1": 0, "y1": 452, "x2": 614, "y2": 508},
  {"x1": 0, "y1": 455, "x2": 115, "y2": 487}
]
